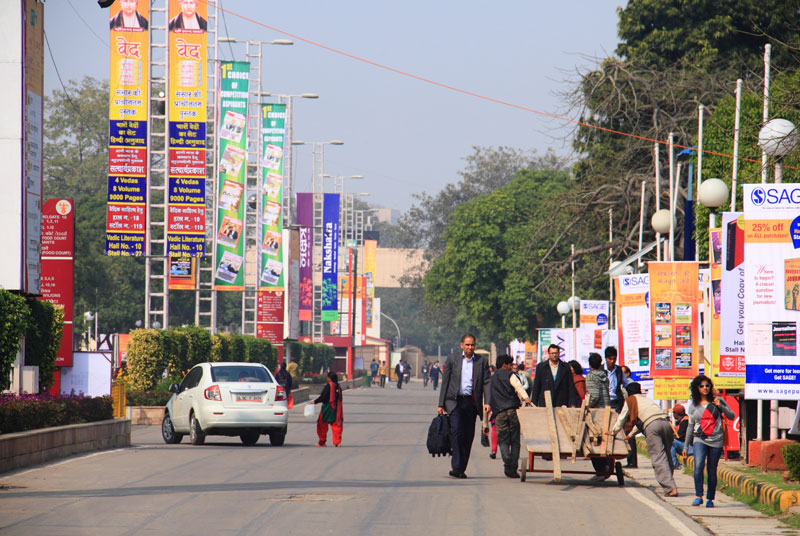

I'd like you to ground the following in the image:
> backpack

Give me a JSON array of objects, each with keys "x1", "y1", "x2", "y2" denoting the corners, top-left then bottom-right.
[
  {"x1": 695, "y1": 403, "x2": 721, "y2": 439},
  {"x1": 426, "y1": 414, "x2": 452, "y2": 457}
]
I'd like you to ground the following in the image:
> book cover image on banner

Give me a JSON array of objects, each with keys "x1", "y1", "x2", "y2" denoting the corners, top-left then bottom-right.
[
  {"x1": 615, "y1": 274, "x2": 652, "y2": 386},
  {"x1": 106, "y1": 0, "x2": 149, "y2": 257},
  {"x1": 321, "y1": 193, "x2": 340, "y2": 321},
  {"x1": 743, "y1": 184, "x2": 800, "y2": 400},
  {"x1": 297, "y1": 193, "x2": 313, "y2": 321},
  {"x1": 213, "y1": 61, "x2": 249, "y2": 290},
  {"x1": 166, "y1": 0, "x2": 207, "y2": 257},
  {"x1": 259, "y1": 104, "x2": 286, "y2": 289},
  {"x1": 648, "y1": 261, "x2": 700, "y2": 379}
]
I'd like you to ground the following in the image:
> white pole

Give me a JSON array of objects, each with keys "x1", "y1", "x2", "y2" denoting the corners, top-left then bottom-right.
[
  {"x1": 654, "y1": 143, "x2": 662, "y2": 261},
  {"x1": 571, "y1": 243, "x2": 577, "y2": 363},
  {"x1": 638, "y1": 180, "x2": 646, "y2": 269},
  {"x1": 731, "y1": 79, "x2": 742, "y2": 211},
  {"x1": 696, "y1": 105, "x2": 704, "y2": 261},
  {"x1": 609, "y1": 209, "x2": 613, "y2": 324},
  {"x1": 668, "y1": 132, "x2": 675, "y2": 262},
  {"x1": 761, "y1": 44, "x2": 771, "y2": 184}
]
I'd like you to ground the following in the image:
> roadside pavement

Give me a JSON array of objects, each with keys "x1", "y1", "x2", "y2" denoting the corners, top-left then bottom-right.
[{"x1": 624, "y1": 456, "x2": 799, "y2": 535}]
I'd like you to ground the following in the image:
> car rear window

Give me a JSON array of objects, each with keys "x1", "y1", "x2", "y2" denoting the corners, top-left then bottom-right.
[{"x1": 211, "y1": 366, "x2": 272, "y2": 383}]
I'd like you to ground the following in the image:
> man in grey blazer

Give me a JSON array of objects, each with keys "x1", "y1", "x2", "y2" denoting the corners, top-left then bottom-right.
[{"x1": 437, "y1": 334, "x2": 491, "y2": 478}]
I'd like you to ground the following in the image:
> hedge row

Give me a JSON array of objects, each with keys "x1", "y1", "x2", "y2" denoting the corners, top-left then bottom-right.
[
  {"x1": 0, "y1": 393, "x2": 113, "y2": 434},
  {"x1": 0, "y1": 289, "x2": 62, "y2": 392},
  {"x1": 125, "y1": 329, "x2": 337, "y2": 390}
]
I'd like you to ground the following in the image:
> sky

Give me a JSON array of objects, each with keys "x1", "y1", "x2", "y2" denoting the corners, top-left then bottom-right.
[{"x1": 43, "y1": 0, "x2": 623, "y2": 215}]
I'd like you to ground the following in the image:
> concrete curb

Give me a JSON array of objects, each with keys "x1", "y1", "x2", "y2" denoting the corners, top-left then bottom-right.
[{"x1": 636, "y1": 437, "x2": 800, "y2": 511}]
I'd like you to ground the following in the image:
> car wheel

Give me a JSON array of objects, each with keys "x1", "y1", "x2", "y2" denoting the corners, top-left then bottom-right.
[
  {"x1": 240, "y1": 431, "x2": 260, "y2": 446},
  {"x1": 189, "y1": 413, "x2": 206, "y2": 445},
  {"x1": 161, "y1": 413, "x2": 183, "y2": 444},
  {"x1": 268, "y1": 430, "x2": 286, "y2": 446}
]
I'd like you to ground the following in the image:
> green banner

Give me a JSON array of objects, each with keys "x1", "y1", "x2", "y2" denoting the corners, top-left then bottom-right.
[
  {"x1": 259, "y1": 103, "x2": 286, "y2": 289},
  {"x1": 213, "y1": 61, "x2": 250, "y2": 290}
]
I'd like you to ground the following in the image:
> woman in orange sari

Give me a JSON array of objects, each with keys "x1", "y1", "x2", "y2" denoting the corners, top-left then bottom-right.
[{"x1": 313, "y1": 372, "x2": 343, "y2": 447}]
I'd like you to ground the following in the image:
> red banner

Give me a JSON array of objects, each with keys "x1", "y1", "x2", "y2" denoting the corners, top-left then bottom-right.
[
  {"x1": 257, "y1": 289, "x2": 284, "y2": 362},
  {"x1": 40, "y1": 199, "x2": 74, "y2": 367}
]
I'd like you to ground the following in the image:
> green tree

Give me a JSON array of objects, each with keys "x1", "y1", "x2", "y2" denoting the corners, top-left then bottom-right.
[
  {"x1": 43, "y1": 77, "x2": 146, "y2": 335},
  {"x1": 616, "y1": 0, "x2": 800, "y2": 71},
  {"x1": 423, "y1": 169, "x2": 585, "y2": 343}
]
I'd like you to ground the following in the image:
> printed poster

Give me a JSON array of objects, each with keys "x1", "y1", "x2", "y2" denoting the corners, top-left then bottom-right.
[
  {"x1": 648, "y1": 261, "x2": 700, "y2": 379},
  {"x1": 297, "y1": 193, "x2": 313, "y2": 321},
  {"x1": 166, "y1": 0, "x2": 207, "y2": 257},
  {"x1": 258, "y1": 104, "x2": 286, "y2": 289},
  {"x1": 614, "y1": 274, "x2": 652, "y2": 386},
  {"x1": 106, "y1": 0, "x2": 149, "y2": 256},
  {"x1": 579, "y1": 300, "x2": 610, "y2": 329},
  {"x1": 743, "y1": 184, "x2": 800, "y2": 400},
  {"x1": 321, "y1": 193, "x2": 340, "y2": 321}
]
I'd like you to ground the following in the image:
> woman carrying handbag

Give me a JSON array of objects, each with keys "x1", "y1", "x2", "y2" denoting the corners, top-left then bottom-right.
[{"x1": 313, "y1": 372, "x2": 344, "y2": 447}]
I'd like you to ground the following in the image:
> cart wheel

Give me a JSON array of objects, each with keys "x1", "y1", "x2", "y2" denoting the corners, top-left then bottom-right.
[
  {"x1": 519, "y1": 455, "x2": 527, "y2": 482},
  {"x1": 615, "y1": 461, "x2": 625, "y2": 486}
]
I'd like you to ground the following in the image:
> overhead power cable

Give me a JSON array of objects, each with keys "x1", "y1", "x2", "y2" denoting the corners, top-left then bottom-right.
[{"x1": 203, "y1": 0, "x2": 793, "y2": 170}]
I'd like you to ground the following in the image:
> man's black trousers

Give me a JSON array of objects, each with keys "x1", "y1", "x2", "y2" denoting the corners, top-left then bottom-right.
[{"x1": 449, "y1": 396, "x2": 478, "y2": 473}]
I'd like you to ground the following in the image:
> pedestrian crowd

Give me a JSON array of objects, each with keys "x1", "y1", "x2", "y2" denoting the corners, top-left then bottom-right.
[{"x1": 429, "y1": 335, "x2": 733, "y2": 509}]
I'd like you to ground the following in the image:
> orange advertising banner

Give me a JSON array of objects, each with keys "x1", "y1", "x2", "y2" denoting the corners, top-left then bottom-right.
[{"x1": 648, "y1": 261, "x2": 700, "y2": 379}]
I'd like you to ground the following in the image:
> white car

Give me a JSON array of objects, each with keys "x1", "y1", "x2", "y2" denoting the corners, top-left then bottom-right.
[{"x1": 161, "y1": 362, "x2": 288, "y2": 446}]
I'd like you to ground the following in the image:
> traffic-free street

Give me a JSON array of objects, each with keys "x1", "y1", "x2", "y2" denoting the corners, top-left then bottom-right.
[{"x1": 2, "y1": 383, "x2": 708, "y2": 536}]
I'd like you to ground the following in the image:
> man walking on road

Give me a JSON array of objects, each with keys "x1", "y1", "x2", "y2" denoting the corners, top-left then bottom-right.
[
  {"x1": 490, "y1": 355, "x2": 531, "y2": 478},
  {"x1": 531, "y1": 344, "x2": 579, "y2": 408},
  {"x1": 430, "y1": 361, "x2": 441, "y2": 390},
  {"x1": 605, "y1": 346, "x2": 630, "y2": 413},
  {"x1": 438, "y1": 334, "x2": 491, "y2": 479},
  {"x1": 378, "y1": 361, "x2": 387, "y2": 387},
  {"x1": 395, "y1": 361, "x2": 405, "y2": 389}
]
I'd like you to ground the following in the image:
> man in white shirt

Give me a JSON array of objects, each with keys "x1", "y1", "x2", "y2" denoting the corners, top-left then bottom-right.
[{"x1": 437, "y1": 334, "x2": 491, "y2": 478}]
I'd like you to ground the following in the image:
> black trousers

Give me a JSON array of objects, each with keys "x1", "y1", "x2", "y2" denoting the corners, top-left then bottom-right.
[
  {"x1": 449, "y1": 396, "x2": 478, "y2": 472},
  {"x1": 397, "y1": 375, "x2": 403, "y2": 388}
]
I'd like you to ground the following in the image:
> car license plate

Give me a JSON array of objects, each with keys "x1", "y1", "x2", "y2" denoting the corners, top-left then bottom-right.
[{"x1": 235, "y1": 394, "x2": 261, "y2": 402}]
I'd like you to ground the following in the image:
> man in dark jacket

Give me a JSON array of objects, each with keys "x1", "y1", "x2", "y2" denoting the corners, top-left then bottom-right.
[
  {"x1": 490, "y1": 355, "x2": 531, "y2": 477},
  {"x1": 604, "y1": 346, "x2": 630, "y2": 412},
  {"x1": 531, "y1": 344, "x2": 579, "y2": 408},
  {"x1": 437, "y1": 334, "x2": 491, "y2": 479}
]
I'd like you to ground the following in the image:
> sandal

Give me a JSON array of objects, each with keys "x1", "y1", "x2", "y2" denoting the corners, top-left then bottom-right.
[{"x1": 665, "y1": 489, "x2": 679, "y2": 497}]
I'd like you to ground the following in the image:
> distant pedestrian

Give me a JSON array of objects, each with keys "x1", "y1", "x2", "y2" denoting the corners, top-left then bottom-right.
[
  {"x1": 512, "y1": 362, "x2": 530, "y2": 394},
  {"x1": 422, "y1": 361, "x2": 430, "y2": 387},
  {"x1": 378, "y1": 361, "x2": 387, "y2": 387},
  {"x1": 684, "y1": 375, "x2": 734, "y2": 508},
  {"x1": 518, "y1": 363, "x2": 533, "y2": 398},
  {"x1": 275, "y1": 361, "x2": 293, "y2": 407},
  {"x1": 395, "y1": 361, "x2": 404, "y2": 389},
  {"x1": 585, "y1": 353, "x2": 611, "y2": 477},
  {"x1": 490, "y1": 354, "x2": 531, "y2": 478},
  {"x1": 610, "y1": 382, "x2": 677, "y2": 496},
  {"x1": 313, "y1": 372, "x2": 343, "y2": 447},
  {"x1": 568, "y1": 360, "x2": 586, "y2": 400},
  {"x1": 430, "y1": 361, "x2": 441, "y2": 390},
  {"x1": 370, "y1": 359, "x2": 379, "y2": 386},
  {"x1": 404, "y1": 361, "x2": 411, "y2": 384}
]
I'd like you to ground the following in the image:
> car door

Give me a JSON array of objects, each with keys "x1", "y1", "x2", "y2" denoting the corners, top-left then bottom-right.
[{"x1": 172, "y1": 366, "x2": 203, "y2": 431}]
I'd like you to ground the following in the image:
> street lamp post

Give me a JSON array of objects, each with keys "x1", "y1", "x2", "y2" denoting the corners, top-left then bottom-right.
[
  {"x1": 380, "y1": 312, "x2": 401, "y2": 348},
  {"x1": 261, "y1": 92, "x2": 319, "y2": 225},
  {"x1": 557, "y1": 301, "x2": 570, "y2": 329}
]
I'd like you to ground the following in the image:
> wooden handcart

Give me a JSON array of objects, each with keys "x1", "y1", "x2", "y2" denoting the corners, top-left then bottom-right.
[{"x1": 517, "y1": 392, "x2": 629, "y2": 485}]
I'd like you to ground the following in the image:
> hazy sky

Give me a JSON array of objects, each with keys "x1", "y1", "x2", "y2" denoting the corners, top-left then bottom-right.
[{"x1": 44, "y1": 0, "x2": 622, "y2": 214}]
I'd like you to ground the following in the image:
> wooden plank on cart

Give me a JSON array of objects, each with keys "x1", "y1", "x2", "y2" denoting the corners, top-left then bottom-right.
[
  {"x1": 597, "y1": 406, "x2": 611, "y2": 455},
  {"x1": 572, "y1": 399, "x2": 588, "y2": 462},
  {"x1": 603, "y1": 407, "x2": 614, "y2": 456},
  {"x1": 555, "y1": 407, "x2": 577, "y2": 463},
  {"x1": 544, "y1": 391, "x2": 562, "y2": 482}
]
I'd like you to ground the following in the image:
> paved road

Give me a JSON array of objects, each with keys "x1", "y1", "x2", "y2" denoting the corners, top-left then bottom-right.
[{"x1": 0, "y1": 381, "x2": 707, "y2": 536}]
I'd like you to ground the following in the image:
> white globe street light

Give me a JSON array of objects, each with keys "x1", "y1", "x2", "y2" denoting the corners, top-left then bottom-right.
[
  {"x1": 567, "y1": 295, "x2": 580, "y2": 311},
  {"x1": 698, "y1": 178, "x2": 730, "y2": 209},
  {"x1": 651, "y1": 209, "x2": 672, "y2": 235},
  {"x1": 759, "y1": 119, "x2": 799, "y2": 183},
  {"x1": 557, "y1": 301, "x2": 570, "y2": 329}
]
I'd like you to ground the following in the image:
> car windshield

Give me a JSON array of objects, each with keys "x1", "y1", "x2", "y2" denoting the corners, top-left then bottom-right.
[{"x1": 211, "y1": 366, "x2": 272, "y2": 383}]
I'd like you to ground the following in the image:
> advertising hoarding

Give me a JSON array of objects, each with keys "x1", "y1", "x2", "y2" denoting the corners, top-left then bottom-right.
[{"x1": 40, "y1": 199, "x2": 74, "y2": 367}]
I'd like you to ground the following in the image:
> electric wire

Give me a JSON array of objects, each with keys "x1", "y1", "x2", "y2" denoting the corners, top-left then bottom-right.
[{"x1": 204, "y1": 0, "x2": 793, "y2": 170}]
